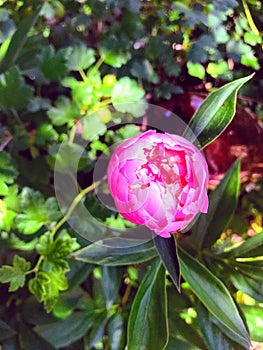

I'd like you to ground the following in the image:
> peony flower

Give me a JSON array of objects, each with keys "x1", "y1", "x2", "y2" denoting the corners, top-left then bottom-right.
[{"x1": 107, "y1": 130, "x2": 209, "y2": 237}]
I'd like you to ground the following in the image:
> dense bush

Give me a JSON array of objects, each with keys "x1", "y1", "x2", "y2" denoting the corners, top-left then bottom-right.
[{"x1": 0, "y1": 1, "x2": 262, "y2": 349}]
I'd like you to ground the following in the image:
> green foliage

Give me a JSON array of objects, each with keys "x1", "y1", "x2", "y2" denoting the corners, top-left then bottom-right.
[
  {"x1": 127, "y1": 259, "x2": 168, "y2": 350},
  {"x1": 0, "y1": 1, "x2": 262, "y2": 349},
  {"x1": 0, "y1": 255, "x2": 31, "y2": 291},
  {"x1": 16, "y1": 187, "x2": 61, "y2": 234}
]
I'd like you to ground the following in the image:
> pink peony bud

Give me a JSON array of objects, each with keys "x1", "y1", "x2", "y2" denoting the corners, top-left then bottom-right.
[{"x1": 107, "y1": 130, "x2": 209, "y2": 237}]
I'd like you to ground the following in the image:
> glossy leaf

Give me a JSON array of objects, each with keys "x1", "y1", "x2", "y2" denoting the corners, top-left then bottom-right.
[
  {"x1": 229, "y1": 272, "x2": 263, "y2": 303},
  {"x1": 18, "y1": 322, "x2": 55, "y2": 350},
  {"x1": 35, "y1": 311, "x2": 94, "y2": 348},
  {"x1": 154, "y1": 235, "x2": 181, "y2": 291},
  {"x1": 73, "y1": 239, "x2": 157, "y2": 266},
  {"x1": 0, "y1": 4, "x2": 42, "y2": 73},
  {"x1": 223, "y1": 230, "x2": 263, "y2": 258},
  {"x1": 184, "y1": 74, "x2": 254, "y2": 148},
  {"x1": 101, "y1": 266, "x2": 121, "y2": 309},
  {"x1": 196, "y1": 303, "x2": 246, "y2": 350},
  {"x1": 127, "y1": 259, "x2": 168, "y2": 350},
  {"x1": 192, "y1": 159, "x2": 240, "y2": 249},
  {"x1": 178, "y1": 247, "x2": 250, "y2": 349},
  {"x1": 108, "y1": 314, "x2": 124, "y2": 350}
]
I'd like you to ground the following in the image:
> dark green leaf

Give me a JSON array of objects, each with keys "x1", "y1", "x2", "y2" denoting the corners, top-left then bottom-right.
[
  {"x1": 183, "y1": 74, "x2": 254, "y2": 148},
  {"x1": 154, "y1": 235, "x2": 181, "y2": 290},
  {"x1": 165, "y1": 335, "x2": 200, "y2": 350},
  {"x1": 0, "y1": 320, "x2": 16, "y2": 342},
  {"x1": 178, "y1": 247, "x2": 250, "y2": 349},
  {"x1": 0, "y1": 4, "x2": 42, "y2": 73},
  {"x1": 101, "y1": 266, "x2": 121, "y2": 309},
  {"x1": 18, "y1": 322, "x2": 55, "y2": 350},
  {"x1": 35, "y1": 311, "x2": 94, "y2": 348},
  {"x1": 240, "y1": 305, "x2": 263, "y2": 342},
  {"x1": 229, "y1": 272, "x2": 263, "y2": 303},
  {"x1": 127, "y1": 259, "x2": 168, "y2": 350},
  {"x1": 73, "y1": 239, "x2": 157, "y2": 266},
  {"x1": 223, "y1": 230, "x2": 263, "y2": 258},
  {"x1": 108, "y1": 314, "x2": 124, "y2": 350},
  {"x1": 168, "y1": 313, "x2": 209, "y2": 349},
  {"x1": 0, "y1": 255, "x2": 31, "y2": 292},
  {"x1": 66, "y1": 44, "x2": 96, "y2": 71},
  {"x1": 0, "y1": 66, "x2": 33, "y2": 109},
  {"x1": 192, "y1": 159, "x2": 240, "y2": 249},
  {"x1": 39, "y1": 45, "x2": 70, "y2": 82},
  {"x1": 196, "y1": 303, "x2": 246, "y2": 350}
]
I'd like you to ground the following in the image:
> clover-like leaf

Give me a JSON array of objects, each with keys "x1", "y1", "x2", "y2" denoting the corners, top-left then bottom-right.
[
  {"x1": 39, "y1": 45, "x2": 70, "y2": 82},
  {"x1": 36, "y1": 231, "x2": 77, "y2": 271},
  {"x1": 47, "y1": 96, "x2": 79, "y2": 126},
  {"x1": 29, "y1": 270, "x2": 68, "y2": 312},
  {"x1": 0, "y1": 255, "x2": 31, "y2": 291},
  {"x1": 15, "y1": 187, "x2": 61, "y2": 234},
  {"x1": 66, "y1": 44, "x2": 96, "y2": 71}
]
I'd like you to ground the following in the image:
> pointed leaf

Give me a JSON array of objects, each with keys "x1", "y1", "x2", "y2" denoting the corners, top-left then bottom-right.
[
  {"x1": 223, "y1": 230, "x2": 263, "y2": 258},
  {"x1": 192, "y1": 159, "x2": 240, "y2": 249},
  {"x1": 0, "y1": 4, "x2": 42, "y2": 73},
  {"x1": 196, "y1": 303, "x2": 247, "y2": 350},
  {"x1": 127, "y1": 259, "x2": 168, "y2": 350},
  {"x1": 184, "y1": 74, "x2": 254, "y2": 148},
  {"x1": 154, "y1": 235, "x2": 181, "y2": 290},
  {"x1": 73, "y1": 239, "x2": 157, "y2": 266},
  {"x1": 178, "y1": 247, "x2": 250, "y2": 349},
  {"x1": 101, "y1": 266, "x2": 121, "y2": 309}
]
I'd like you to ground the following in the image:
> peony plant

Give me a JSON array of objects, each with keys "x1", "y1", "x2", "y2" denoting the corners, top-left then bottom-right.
[{"x1": 107, "y1": 130, "x2": 209, "y2": 237}]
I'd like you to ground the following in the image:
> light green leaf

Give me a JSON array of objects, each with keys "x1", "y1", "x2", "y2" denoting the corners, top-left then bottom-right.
[
  {"x1": 47, "y1": 96, "x2": 79, "y2": 126},
  {"x1": 192, "y1": 159, "x2": 240, "y2": 249},
  {"x1": 66, "y1": 44, "x2": 96, "y2": 71},
  {"x1": 0, "y1": 152, "x2": 17, "y2": 195},
  {"x1": 187, "y1": 62, "x2": 205, "y2": 79},
  {"x1": 36, "y1": 231, "x2": 77, "y2": 272},
  {"x1": 29, "y1": 270, "x2": 68, "y2": 312},
  {"x1": 0, "y1": 66, "x2": 33, "y2": 109},
  {"x1": 184, "y1": 74, "x2": 254, "y2": 148},
  {"x1": 240, "y1": 304, "x2": 263, "y2": 342},
  {"x1": 73, "y1": 239, "x2": 157, "y2": 266},
  {"x1": 207, "y1": 61, "x2": 229, "y2": 78},
  {"x1": 99, "y1": 47, "x2": 131, "y2": 68},
  {"x1": 15, "y1": 187, "x2": 61, "y2": 234},
  {"x1": 127, "y1": 259, "x2": 168, "y2": 350},
  {"x1": 82, "y1": 115, "x2": 107, "y2": 141},
  {"x1": 0, "y1": 255, "x2": 31, "y2": 291},
  {"x1": 178, "y1": 247, "x2": 250, "y2": 349},
  {"x1": 112, "y1": 77, "x2": 145, "y2": 117}
]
